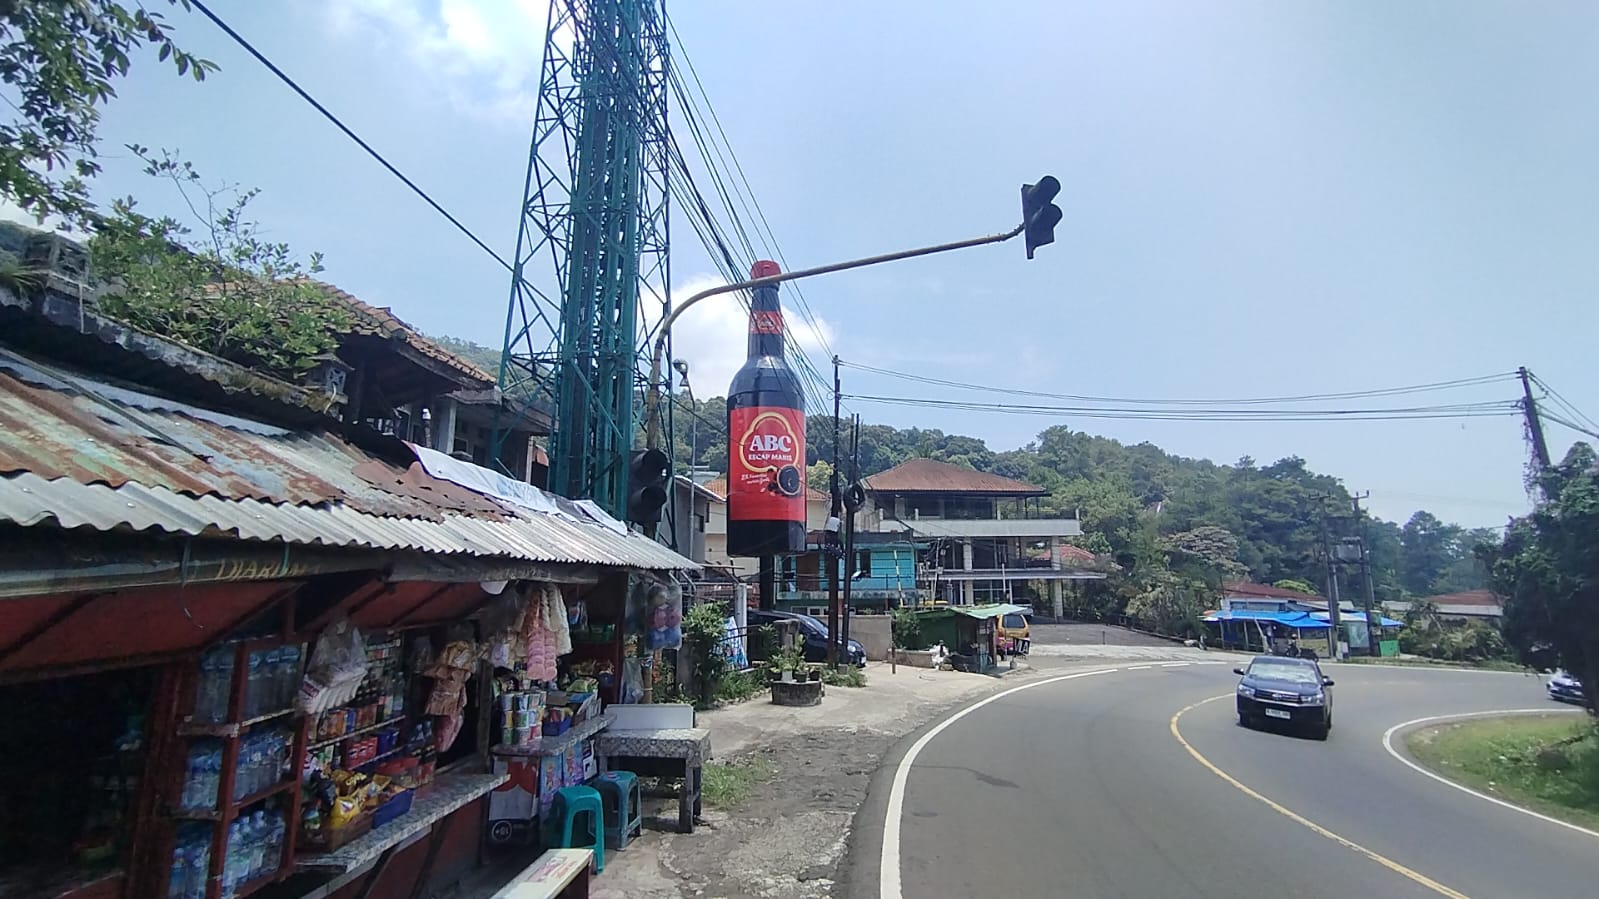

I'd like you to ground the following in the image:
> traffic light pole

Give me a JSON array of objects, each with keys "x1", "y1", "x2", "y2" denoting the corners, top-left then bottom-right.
[{"x1": 642, "y1": 221, "x2": 1026, "y2": 451}]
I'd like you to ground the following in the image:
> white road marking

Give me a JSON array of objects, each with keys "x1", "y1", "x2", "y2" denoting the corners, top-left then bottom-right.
[
  {"x1": 1129, "y1": 665, "x2": 1153, "y2": 670},
  {"x1": 1160, "y1": 662, "x2": 1191, "y2": 668},
  {"x1": 1381, "y1": 709, "x2": 1598, "y2": 841},
  {"x1": 879, "y1": 667, "x2": 1120, "y2": 899}
]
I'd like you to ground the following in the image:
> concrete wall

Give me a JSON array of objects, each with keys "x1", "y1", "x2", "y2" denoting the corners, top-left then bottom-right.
[{"x1": 849, "y1": 614, "x2": 893, "y2": 661}]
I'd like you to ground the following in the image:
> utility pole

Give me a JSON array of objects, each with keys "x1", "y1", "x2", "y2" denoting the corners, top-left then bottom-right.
[
  {"x1": 841, "y1": 414, "x2": 862, "y2": 660},
  {"x1": 1351, "y1": 492, "x2": 1381, "y2": 657},
  {"x1": 1319, "y1": 503, "x2": 1342, "y2": 660},
  {"x1": 827, "y1": 356, "x2": 843, "y2": 668},
  {"x1": 1519, "y1": 366, "x2": 1552, "y2": 470}
]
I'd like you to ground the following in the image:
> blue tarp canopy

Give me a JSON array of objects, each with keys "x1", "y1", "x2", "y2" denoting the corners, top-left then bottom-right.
[{"x1": 1204, "y1": 609, "x2": 1401, "y2": 628}]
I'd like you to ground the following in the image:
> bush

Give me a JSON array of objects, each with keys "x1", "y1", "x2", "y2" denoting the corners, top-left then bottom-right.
[
  {"x1": 682, "y1": 601, "x2": 731, "y2": 708},
  {"x1": 822, "y1": 666, "x2": 867, "y2": 688},
  {"x1": 892, "y1": 607, "x2": 926, "y2": 650}
]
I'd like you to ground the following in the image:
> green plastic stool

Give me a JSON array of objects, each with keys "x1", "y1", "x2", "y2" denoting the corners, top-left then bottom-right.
[
  {"x1": 594, "y1": 771, "x2": 643, "y2": 850},
  {"x1": 550, "y1": 785, "x2": 605, "y2": 873}
]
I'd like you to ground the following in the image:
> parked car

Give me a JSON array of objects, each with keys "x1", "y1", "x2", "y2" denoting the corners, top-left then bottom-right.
[
  {"x1": 749, "y1": 610, "x2": 867, "y2": 667},
  {"x1": 1234, "y1": 655, "x2": 1335, "y2": 740},
  {"x1": 997, "y1": 611, "x2": 1030, "y2": 656},
  {"x1": 1547, "y1": 670, "x2": 1585, "y2": 705}
]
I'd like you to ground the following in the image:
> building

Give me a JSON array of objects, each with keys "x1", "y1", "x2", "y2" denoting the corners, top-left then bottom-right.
[
  {"x1": 857, "y1": 458, "x2": 1099, "y2": 612},
  {"x1": 775, "y1": 530, "x2": 926, "y2": 616},
  {"x1": 1211, "y1": 582, "x2": 1401, "y2": 656},
  {"x1": 1384, "y1": 589, "x2": 1504, "y2": 624},
  {"x1": 0, "y1": 277, "x2": 695, "y2": 899},
  {"x1": 697, "y1": 475, "x2": 831, "y2": 578}
]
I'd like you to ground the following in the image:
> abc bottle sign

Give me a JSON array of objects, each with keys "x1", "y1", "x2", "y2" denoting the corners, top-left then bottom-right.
[{"x1": 727, "y1": 406, "x2": 806, "y2": 523}]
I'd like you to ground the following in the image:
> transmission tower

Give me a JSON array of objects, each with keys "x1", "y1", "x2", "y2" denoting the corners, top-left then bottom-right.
[{"x1": 496, "y1": 0, "x2": 672, "y2": 519}]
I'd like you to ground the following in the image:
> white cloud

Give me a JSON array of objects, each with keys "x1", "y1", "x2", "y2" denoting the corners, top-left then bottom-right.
[
  {"x1": 321, "y1": 0, "x2": 554, "y2": 124},
  {"x1": 653, "y1": 273, "x2": 836, "y2": 401}
]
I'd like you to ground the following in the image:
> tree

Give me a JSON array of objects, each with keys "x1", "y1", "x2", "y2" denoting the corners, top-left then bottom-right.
[
  {"x1": 1482, "y1": 443, "x2": 1599, "y2": 713},
  {"x1": 1273, "y1": 579, "x2": 1318, "y2": 595},
  {"x1": 1, "y1": 2, "x2": 215, "y2": 225},
  {"x1": 1400, "y1": 511, "x2": 1463, "y2": 596},
  {"x1": 90, "y1": 147, "x2": 349, "y2": 380}
]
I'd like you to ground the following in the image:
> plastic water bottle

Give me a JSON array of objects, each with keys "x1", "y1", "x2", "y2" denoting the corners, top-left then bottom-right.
[
  {"x1": 168, "y1": 847, "x2": 188, "y2": 898},
  {"x1": 184, "y1": 838, "x2": 208, "y2": 899},
  {"x1": 204, "y1": 748, "x2": 222, "y2": 809},
  {"x1": 244, "y1": 652, "x2": 264, "y2": 719},
  {"x1": 222, "y1": 819, "x2": 246, "y2": 898},
  {"x1": 263, "y1": 811, "x2": 284, "y2": 876},
  {"x1": 248, "y1": 811, "x2": 267, "y2": 881},
  {"x1": 180, "y1": 748, "x2": 199, "y2": 808},
  {"x1": 282, "y1": 645, "x2": 302, "y2": 709}
]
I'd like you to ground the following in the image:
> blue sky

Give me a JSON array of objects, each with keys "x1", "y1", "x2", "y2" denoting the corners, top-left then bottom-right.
[{"x1": 10, "y1": 0, "x2": 1596, "y2": 528}]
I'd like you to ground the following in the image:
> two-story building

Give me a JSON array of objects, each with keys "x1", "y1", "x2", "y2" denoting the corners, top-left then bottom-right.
[{"x1": 858, "y1": 459, "x2": 1102, "y2": 613}]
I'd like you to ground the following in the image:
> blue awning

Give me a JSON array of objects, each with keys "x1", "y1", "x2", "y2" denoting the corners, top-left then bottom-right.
[{"x1": 1204, "y1": 608, "x2": 1402, "y2": 628}]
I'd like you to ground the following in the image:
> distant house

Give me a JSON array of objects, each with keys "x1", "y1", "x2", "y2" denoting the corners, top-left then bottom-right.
[
  {"x1": 1385, "y1": 589, "x2": 1503, "y2": 624},
  {"x1": 857, "y1": 458, "x2": 1101, "y2": 611},
  {"x1": 1211, "y1": 581, "x2": 1400, "y2": 656}
]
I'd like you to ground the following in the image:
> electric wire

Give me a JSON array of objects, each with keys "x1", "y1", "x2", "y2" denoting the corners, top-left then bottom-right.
[
  {"x1": 188, "y1": 0, "x2": 513, "y2": 274},
  {"x1": 1528, "y1": 373, "x2": 1599, "y2": 434},
  {"x1": 839, "y1": 360, "x2": 1520, "y2": 407},
  {"x1": 841, "y1": 393, "x2": 1524, "y2": 423}
]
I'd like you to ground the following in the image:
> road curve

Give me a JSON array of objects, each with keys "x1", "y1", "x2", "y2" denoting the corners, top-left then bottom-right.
[{"x1": 843, "y1": 661, "x2": 1598, "y2": 899}]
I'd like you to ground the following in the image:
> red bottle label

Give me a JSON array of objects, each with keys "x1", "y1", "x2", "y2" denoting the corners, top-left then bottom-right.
[
  {"x1": 728, "y1": 405, "x2": 806, "y2": 523},
  {"x1": 751, "y1": 310, "x2": 784, "y2": 335}
]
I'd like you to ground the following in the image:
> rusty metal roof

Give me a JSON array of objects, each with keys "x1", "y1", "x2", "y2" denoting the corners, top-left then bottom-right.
[{"x1": 0, "y1": 349, "x2": 694, "y2": 571}]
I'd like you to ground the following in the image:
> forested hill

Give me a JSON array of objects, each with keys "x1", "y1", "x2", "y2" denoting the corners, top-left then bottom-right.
[{"x1": 667, "y1": 396, "x2": 1496, "y2": 603}]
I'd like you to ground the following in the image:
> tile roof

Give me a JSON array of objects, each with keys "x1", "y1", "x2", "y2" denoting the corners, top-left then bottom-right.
[
  {"x1": 1416, "y1": 589, "x2": 1500, "y2": 607},
  {"x1": 863, "y1": 458, "x2": 1046, "y2": 495},
  {"x1": 304, "y1": 280, "x2": 497, "y2": 385},
  {"x1": 1222, "y1": 581, "x2": 1325, "y2": 601},
  {"x1": 0, "y1": 348, "x2": 694, "y2": 571}
]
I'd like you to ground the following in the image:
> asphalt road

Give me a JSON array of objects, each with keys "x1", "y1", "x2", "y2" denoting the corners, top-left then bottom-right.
[{"x1": 845, "y1": 660, "x2": 1597, "y2": 899}]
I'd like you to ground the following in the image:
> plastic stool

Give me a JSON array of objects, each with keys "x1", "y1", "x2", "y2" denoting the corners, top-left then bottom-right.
[
  {"x1": 549, "y1": 785, "x2": 605, "y2": 873},
  {"x1": 593, "y1": 771, "x2": 643, "y2": 850}
]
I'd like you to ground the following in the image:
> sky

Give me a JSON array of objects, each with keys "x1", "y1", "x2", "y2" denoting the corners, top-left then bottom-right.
[{"x1": 9, "y1": 0, "x2": 1596, "y2": 529}]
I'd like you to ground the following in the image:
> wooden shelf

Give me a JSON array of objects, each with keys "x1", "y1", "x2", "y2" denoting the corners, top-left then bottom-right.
[
  {"x1": 306, "y1": 718, "x2": 400, "y2": 752},
  {"x1": 177, "y1": 707, "x2": 297, "y2": 738}
]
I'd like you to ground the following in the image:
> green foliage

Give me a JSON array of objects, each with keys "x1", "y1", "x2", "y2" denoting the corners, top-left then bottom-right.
[
  {"x1": 1273, "y1": 579, "x2": 1318, "y2": 595},
  {"x1": 891, "y1": 607, "x2": 926, "y2": 650},
  {"x1": 1482, "y1": 443, "x2": 1599, "y2": 713},
  {"x1": 1399, "y1": 619, "x2": 1511, "y2": 664},
  {"x1": 89, "y1": 148, "x2": 350, "y2": 380},
  {"x1": 0, "y1": 1, "x2": 216, "y2": 225},
  {"x1": 1407, "y1": 716, "x2": 1599, "y2": 829},
  {"x1": 681, "y1": 601, "x2": 732, "y2": 708},
  {"x1": 822, "y1": 665, "x2": 867, "y2": 688},
  {"x1": 712, "y1": 668, "x2": 767, "y2": 705}
]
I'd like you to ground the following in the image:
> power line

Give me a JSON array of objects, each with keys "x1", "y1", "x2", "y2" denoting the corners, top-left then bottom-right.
[
  {"x1": 1540, "y1": 410, "x2": 1599, "y2": 441},
  {"x1": 840, "y1": 360, "x2": 1520, "y2": 407},
  {"x1": 842, "y1": 393, "x2": 1524, "y2": 422},
  {"x1": 188, "y1": 0, "x2": 512, "y2": 273},
  {"x1": 1528, "y1": 372, "x2": 1599, "y2": 434}
]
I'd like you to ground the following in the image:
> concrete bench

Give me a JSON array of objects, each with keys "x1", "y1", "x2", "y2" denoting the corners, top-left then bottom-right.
[{"x1": 489, "y1": 848, "x2": 593, "y2": 899}]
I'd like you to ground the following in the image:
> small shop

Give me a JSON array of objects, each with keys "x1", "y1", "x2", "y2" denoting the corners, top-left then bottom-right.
[
  {"x1": 913, "y1": 606, "x2": 1001, "y2": 673},
  {"x1": 0, "y1": 335, "x2": 702, "y2": 899}
]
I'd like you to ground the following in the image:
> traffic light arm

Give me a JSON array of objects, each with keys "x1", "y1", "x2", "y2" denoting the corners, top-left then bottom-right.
[{"x1": 644, "y1": 220, "x2": 1027, "y2": 450}]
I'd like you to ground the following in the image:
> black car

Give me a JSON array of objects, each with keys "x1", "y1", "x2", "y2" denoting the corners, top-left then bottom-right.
[
  {"x1": 1234, "y1": 656, "x2": 1334, "y2": 740},
  {"x1": 750, "y1": 610, "x2": 867, "y2": 667}
]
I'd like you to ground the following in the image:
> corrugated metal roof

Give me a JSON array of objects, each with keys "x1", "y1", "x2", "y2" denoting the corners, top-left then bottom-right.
[{"x1": 0, "y1": 349, "x2": 695, "y2": 571}]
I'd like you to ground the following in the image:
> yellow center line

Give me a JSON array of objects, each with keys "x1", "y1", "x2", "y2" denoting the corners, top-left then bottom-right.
[{"x1": 1170, "y1": 694, "x2": 1471, "y2": 899}]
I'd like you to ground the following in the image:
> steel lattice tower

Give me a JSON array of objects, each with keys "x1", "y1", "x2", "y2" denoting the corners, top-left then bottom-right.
[{"x1": 496, "y1": 0, "x2": 671, "y2": 518}]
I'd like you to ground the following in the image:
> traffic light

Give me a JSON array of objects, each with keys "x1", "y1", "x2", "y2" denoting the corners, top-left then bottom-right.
[
  {"x1": 626, "y1": 448, "x2": 670, "y2": 526},
  {"x1": 1021, "y1": 176, "x2": 1063, "y2": 259}
]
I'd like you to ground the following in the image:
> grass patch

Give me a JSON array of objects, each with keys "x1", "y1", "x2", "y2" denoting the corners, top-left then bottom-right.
[
  {"x1": 1343, "y1": 656, "x2": 1526, "y2": 673},
  {"x1": 707, "y1": 668, "x2": 769, "y2": 708},
  {"x1": 701, "y1": 756, "x2": 777, "y2": 809},
  {"x1": 822, "y1": 665, "x2": 868, "y2": 688},
  {"x1": 1406, "y1": 713, "x2": 1599, "y2": 829}
]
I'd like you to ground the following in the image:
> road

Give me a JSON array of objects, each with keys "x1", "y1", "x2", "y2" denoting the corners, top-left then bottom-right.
[{"x1": 845, "y1": 660, "x2": 1597, "y2": 899}]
